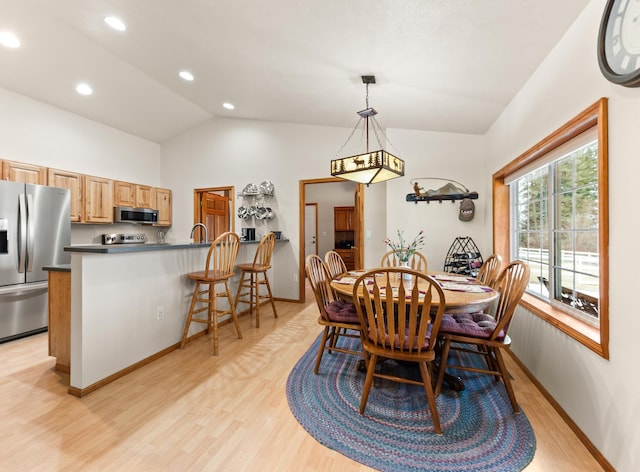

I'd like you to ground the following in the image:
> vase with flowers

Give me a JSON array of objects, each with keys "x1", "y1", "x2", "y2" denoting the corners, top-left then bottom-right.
[{"x1": 384, "y1": 230, "x2": 425, "y2": 279}]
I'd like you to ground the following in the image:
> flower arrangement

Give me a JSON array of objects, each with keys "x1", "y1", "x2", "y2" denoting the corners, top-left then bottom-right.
[{"x1": 384, "y1": 230, "x2": 425, "y2": 263}]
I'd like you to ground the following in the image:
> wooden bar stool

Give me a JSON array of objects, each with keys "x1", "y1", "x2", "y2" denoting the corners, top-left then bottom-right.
[
  {"x1": 180, "y1": 231, "x2": 242, "y2": 355},
  {"x1": 234, "y1": 232, "x2": 278, "y2": 328}
]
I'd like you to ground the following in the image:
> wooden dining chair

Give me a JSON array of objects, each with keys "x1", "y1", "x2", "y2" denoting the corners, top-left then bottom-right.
[
  {"x1": 325, "y1": 250, "x2": 348, "y2": 279},
  {"x1": 380, "y1": 250, "x2": 428, "y2": 273},
  {"x1": 180, "y1": 231, "x2": 243, "y2": 355},
  {"x1": 353, "y1": 267, "x2": 446, "y2": 435},
  {"x1": 435, "y1": 260, "x2": 530, "y2": 412},
  {"x1": 305, "y1": 254, "x2": 364, "y2": 374},
  {"x1": 477, "y1": 254, "x2": 502, "y2": 288},
  {"x1": 234, "y1": 232, "x2": 278, "y2": 328}
]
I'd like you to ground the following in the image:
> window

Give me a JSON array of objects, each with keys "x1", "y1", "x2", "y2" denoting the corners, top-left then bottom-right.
[{"x1": 493, "y1": 98, "x2": 609, "y2": 358}]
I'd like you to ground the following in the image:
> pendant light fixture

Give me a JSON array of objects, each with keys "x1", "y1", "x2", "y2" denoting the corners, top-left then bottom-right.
[{"x1": 330, "y1": 75, "x2": 405, "y2": 186}]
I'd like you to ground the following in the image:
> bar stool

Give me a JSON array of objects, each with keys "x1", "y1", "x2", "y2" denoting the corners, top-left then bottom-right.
[
  {"x1": 180, "y1": 231, "x2": 242, "y2": 355},
  {"x1": 234, "y1": 232, "x2": 278, "y2": 327}
]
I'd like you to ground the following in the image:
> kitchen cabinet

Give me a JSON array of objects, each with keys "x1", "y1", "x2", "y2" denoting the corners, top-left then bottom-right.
[
  {"x1": 83, "y1": 175, "x2": 114, "y2": 223},
  {"x1": 334, "y1": 206, "x2": 356, "y2": 270},
  {"x1": 154, "y1": 187, "x2": 172, "y2": 226},
  {"x1": 1, "y1": 159, "x2": 47, "y2": 185},
  {"x1": 135, "y1": 185, "x2": 153, "y2": 208},
  {"x1": 48, "y1": 168, "x2": 83, "y2": 222},
  {"x1": 47, "y1": 269, "x2": 71, "y2": 374},
  {"x1": 114, "y1": 181, "x2": 135, "y2": 207},
  {"x1": 334, "y1": 248, "x2": 355, "y2": 271},
  {"x1": 334, "y1": 206, "x2": 355, "y2": 231},
  {"x1": 114, "y1": 181, "x2": 154, "y2": 209}
]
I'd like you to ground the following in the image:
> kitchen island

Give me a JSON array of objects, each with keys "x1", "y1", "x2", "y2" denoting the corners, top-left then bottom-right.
[{"x1": 62, "y1": 239, "x2": 288, "y2": 396}]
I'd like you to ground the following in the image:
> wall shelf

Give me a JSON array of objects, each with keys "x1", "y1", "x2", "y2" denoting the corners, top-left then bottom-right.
[{"x1": 406, "y1": 191, "x2": 478, "y2": 203}]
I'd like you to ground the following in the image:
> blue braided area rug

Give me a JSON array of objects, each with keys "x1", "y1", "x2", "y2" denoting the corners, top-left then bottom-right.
[{"x1": 286, "y1": 332, "x2": 536, "y2": 472}]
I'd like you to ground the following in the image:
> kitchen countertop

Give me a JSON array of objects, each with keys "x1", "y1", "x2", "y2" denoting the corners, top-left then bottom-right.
[
  {"x1": 64, "y1": 238, "x2": 289, "y2": 254},
  {"x1": 43, "y1": 264, "x2": 71, "y2": 272}
]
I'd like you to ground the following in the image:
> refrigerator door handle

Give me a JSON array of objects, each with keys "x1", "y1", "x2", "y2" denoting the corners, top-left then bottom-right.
[
  {"x1": 18, "y1": 193, "x2": 27, "y2": 273},
  {"x1": 26, "y1": 193, "x2": 34, "y2": 273}
]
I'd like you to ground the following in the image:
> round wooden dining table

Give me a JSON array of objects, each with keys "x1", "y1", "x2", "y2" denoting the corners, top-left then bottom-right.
[
  {"x1": 329, "y1": 269, "x2": 499, "y2": 391},
  {"x1": 330, "y1": 270, "x2": 499, "y2": 314}
]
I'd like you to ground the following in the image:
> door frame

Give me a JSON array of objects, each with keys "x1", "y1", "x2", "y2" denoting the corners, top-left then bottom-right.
[{"x1": 298, "y1": 178, "x2": 364, "y2": 302}]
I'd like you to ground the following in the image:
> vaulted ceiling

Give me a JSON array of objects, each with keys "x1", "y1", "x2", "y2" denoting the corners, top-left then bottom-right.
[{"x1": 0, "y1": 0, "x2": 590, "y2": 143}]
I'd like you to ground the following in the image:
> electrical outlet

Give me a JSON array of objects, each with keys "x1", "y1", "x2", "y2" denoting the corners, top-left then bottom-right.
[
  {"x1": 157, "y1": 306, "x2": 164, "y2": 320},
  {"x1": 293, "y1": 273, "x2": 299, "y2": 282}
]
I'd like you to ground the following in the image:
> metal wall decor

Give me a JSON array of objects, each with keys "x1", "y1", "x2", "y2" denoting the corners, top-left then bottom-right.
[{"x1": 406, "y1": 178, "x2": 478, "y2": 221}]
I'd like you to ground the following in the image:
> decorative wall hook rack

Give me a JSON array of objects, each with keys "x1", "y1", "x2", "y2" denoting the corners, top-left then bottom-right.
[{"x1": 405, "y1": 177, "x2": 478, "y2": 203}]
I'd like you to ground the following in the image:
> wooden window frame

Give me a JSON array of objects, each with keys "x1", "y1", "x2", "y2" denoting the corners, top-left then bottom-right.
[{"x1": 492, "y1": 98, "x2": 609, "y2": 359}]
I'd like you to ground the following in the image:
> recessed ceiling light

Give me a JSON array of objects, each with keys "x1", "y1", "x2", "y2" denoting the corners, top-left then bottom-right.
[
  {"x1": 223, "y1": 102, "x2": 235, "y2": 110},
  {"x1": 76, "y1": 83, "x2": 93, "y2": 96},
  {"x1": 179, "y1": 71, "x2": 194, "y2": 81},
  {"x1": 0, "y1": 31, "x2": 20, "y2": 48},
  {"x1": 104, "y1": 16, "x2": 126, "y2": 32}
]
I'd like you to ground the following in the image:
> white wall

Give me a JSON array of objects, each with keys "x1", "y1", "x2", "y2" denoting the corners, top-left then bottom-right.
[
  {"x1": 386, "y1": 128, "x2": 488, "y2": 271},
  {"x1": 0, "y1": 87, "x2": 162, "y2": 245},
  {"x1": 485, "y1": 1, "x2": 637, "y2": 470}
]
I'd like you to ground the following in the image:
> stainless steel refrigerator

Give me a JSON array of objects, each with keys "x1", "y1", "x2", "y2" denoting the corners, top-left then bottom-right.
[{"x1": 0, "y1": 181, "x2": 70, "y2": 343}]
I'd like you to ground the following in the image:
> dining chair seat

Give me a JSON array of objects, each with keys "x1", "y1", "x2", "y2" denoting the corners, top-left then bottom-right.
[
  {"x1": 440, "y1": 312, "x2": 505, "y2": 340},
  {"x1": 325, "y1": 300, "x2": 359, "y2": 323}
]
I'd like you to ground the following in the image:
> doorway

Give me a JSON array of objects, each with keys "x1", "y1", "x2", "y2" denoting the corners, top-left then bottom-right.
[
  {"x1": 298, "y1": 178, "x2": 364, "y2": 302},
  {"x1": 193, "y1": 186, "x2": 235, "y2": 242}
]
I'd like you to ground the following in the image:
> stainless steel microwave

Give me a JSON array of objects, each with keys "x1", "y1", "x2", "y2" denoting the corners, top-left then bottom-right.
[{"x1": 114, "y1": 206, "x2": 159, "y2": 224}]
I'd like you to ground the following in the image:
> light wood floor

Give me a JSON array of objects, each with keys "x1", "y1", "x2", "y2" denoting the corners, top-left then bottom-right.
[{"x1": 0, "y1": 284, "x2": 605, "y2": 471}]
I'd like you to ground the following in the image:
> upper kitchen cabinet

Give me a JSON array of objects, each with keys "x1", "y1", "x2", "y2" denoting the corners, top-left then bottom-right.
[
  {"x1": 334, "y1": 206, "x2": 355, "y2": 231},
  {"x1": 154, "y1": 187, "x2": 172, "y2": 226},
  {"x1": 83, "y1": 175, "x2": 113, "y2": 223},
  {"x1": 135, "y1": 185, "x2": 153, "y2": 209},
  {"x1": 1, "y1": 160, "x2": 47, "y2": 185},
  {"x1": 48, "y1": 168, "x2": 83, "y2": 222},
  {"x1": 113, "y1": 181, "x2": 135, "y2": 207},
  {"x1": 114, "y1": 181, "x2": 154, "y2": 208}
]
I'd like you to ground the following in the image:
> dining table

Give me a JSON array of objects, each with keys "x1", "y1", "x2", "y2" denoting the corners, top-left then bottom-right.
[
  {"x1": 330, "y1": 270, "x2": 498, "y2": 314},
  {"x1": 329, "y1": 269, "x2": 500, "y2": 390}
]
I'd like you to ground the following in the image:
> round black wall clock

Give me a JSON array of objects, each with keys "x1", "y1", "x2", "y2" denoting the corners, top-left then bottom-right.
[{"x1": 598, "y1": 0, "x2": 640, "y2": 87}]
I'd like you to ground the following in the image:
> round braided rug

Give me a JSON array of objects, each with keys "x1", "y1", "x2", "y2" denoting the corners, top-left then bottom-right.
[{"x1": 286, "y1": 333, "x2": 536, "y2": 472}]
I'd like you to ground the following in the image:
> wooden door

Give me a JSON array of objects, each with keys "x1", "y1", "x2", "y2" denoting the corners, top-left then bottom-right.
[{"x1": 199, "y1": 193, "x2": 229, "y2": 242}]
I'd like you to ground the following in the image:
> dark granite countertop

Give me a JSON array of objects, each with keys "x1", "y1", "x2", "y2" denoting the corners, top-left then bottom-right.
[
  {"x1": 64, "y1": 238, "x2": 289, "y2": 254},
  {"x1": 43, "y1": 264, "x2": 71, "y2": 272}
]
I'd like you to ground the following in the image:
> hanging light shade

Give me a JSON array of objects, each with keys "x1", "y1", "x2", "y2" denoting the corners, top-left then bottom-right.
[{"x1": 330, "y1": 76, "x2": 405, "y2": 186}]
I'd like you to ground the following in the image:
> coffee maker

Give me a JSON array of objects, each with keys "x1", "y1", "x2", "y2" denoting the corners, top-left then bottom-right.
[{"x1": 241, "y1": 228, "x2": 256, "y2": 241}]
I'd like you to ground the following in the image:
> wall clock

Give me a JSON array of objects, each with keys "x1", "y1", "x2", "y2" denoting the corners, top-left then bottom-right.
[{"x1": 598, "y1": 0, "x2": 640, "y2": 87}]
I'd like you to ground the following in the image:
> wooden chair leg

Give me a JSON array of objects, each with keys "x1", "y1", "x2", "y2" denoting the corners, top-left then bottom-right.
[
  {"x1": 225, "y1": 280, "x2": 243, "y2": 340},
  {"x1": 262, "y1": 272, "x2": 278, "y2": 318},
  {"x1": 210, "y1": 284, "x2": 219, "y2": 356},
  {"x1": 251, "y1": 273, "x2": 260, "y2": 328},
  {"x1": 181, "y1": 281, "x2": 200, "y2": 348},
  {"x1": 419, "y1": 361, "x2": 442, "y2": 435},
  {"x1": 314, "y1": 326, "x2": 331, "y2": 374},
  {"x1": 359, "y1": 353, "x2": 377, "y2": 414},
  {"x1": 434, "y1": 338, "x2": 451, "y2": 397},
  {"x1": 492, "y1": 347, "x2": 520, "y2": 413}
]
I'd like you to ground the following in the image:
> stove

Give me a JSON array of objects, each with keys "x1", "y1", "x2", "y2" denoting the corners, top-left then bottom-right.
[{"x1": 101, "y1": 233, "x2": 147, "y2": 245}]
